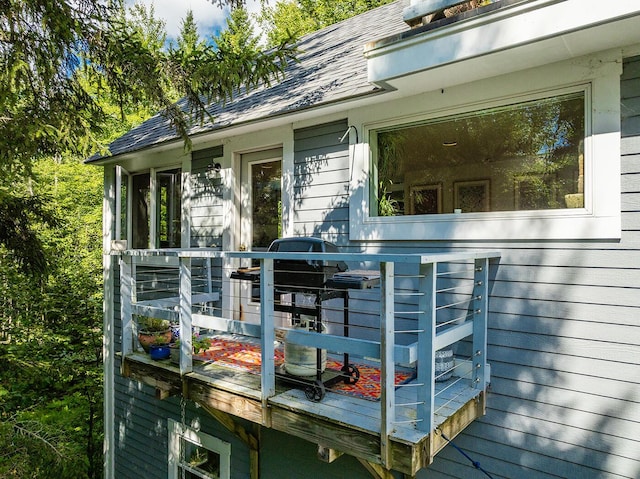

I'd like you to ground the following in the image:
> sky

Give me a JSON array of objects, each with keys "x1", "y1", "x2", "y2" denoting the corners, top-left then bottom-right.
[{"x1": 126, "y1": 0, "x2": 269, "y2": 41}]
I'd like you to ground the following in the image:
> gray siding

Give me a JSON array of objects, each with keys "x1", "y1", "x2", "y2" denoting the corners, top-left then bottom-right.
[
  {"x1": 405, "y1": 56, "x2": 640, "y2": 479},
  {"x1": 293, "y1": 119, "x2": 351, "y2": 245},
  {"x1": 108, "y1": 58, "x2": 640, "y2": 479},
  {"x1": 191, "y1": 146, "x2": 224, "y2": 248}
]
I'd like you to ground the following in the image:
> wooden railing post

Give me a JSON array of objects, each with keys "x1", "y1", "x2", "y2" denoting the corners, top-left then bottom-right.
[
  {"x1": 260, "y1": 258, "x2": 275, "y2": 426},
  {"x1": 472, "y1": 257, "x2": 489, "y2": 391},
  {"x1": 380, "y1": 261, "x2": 395, "y2": 468},
  {"x1": 179, "y1": 256, "x2": 193, "y2": 375},
  {"x1": 416, "y1": 261, "x2": 436, "y2": 434},
  {"x1": 120, "y1": 255, "x2": 133, "y2": 358}
]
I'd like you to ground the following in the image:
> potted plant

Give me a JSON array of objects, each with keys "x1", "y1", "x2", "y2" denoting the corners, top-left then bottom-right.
[
  {"x1": 137, "y1": 317, "x2": 171, "y2": 353},
  {"x1": 170, "y1": 333, "x2": 211, "y2": 364}
]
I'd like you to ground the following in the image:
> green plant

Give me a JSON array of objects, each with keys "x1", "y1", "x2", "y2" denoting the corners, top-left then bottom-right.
[
  {"x1": 174, "y1": 334, "x2": 211, "y2": 354},
  {"x1": 137, "y1": 317, "x2": 169, "y2": 332}
]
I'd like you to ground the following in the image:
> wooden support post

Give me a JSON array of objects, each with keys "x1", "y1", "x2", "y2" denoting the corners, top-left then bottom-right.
[
  {"x1": 199, "y1": 404, "x2": 261, "y2": 479},
  {"x1": 357, "y1": 458, "x2": 396, "y2": 479},
  {"x1": 416, "y1": 262, "x2": 436, "y2": 435},
  {"x1": 120, "y1": 255, "x2": 133, "y2": 358},
  {"x1": 260, "y1": 258, "x2": 275, "y2": 427},
  {"x1": 472, "y1": 258, "x2": 489, "y2": 395},
  {"x1": 317, "y1": 445, "x2": 344, "y2": 463},
  {"x1": 179, "y1": 256, "x2": 193, "y2": 375},
  {"x1": 380, "y1": 262, "x2": 395, "y2": 469}
]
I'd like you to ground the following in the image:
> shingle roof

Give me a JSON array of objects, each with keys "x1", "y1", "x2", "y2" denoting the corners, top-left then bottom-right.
[{"x1": 93, "y1": 0, "x2": 409, "y2": 161}]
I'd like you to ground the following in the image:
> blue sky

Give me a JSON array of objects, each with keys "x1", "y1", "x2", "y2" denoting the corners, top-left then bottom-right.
[{"x1": 126, "y1": 0, "x2": 269, "y2": 41}]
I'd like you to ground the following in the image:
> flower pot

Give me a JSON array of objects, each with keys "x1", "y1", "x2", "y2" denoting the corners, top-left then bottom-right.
[
  {"x1": 149, "y1": 344, "x2": 171, "y2": 360},
  {"x1": 170, "y1": 344, "x2": 180, "y2": 364},
  {"x1": 137, "y1": 329, "x2": 172, "y2": 353}
]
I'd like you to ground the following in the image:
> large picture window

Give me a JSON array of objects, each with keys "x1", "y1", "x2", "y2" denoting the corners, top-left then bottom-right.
[{"x1": 371, "y1": 91, "x2": 585, "y2": 217}]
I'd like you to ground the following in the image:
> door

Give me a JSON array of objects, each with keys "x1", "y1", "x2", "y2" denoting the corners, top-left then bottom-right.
[{"x1": 238, "y1": 149, "x2": 283, "y2": 323}]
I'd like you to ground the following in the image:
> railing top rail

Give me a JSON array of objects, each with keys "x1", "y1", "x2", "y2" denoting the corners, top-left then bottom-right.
[{"x1": 112, "y1": 248, "x2": 501, "y2": 263}]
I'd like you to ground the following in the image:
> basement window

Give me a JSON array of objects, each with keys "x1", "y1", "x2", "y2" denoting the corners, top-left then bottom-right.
[{"x1": 168, "y1": 419, "x2": 231, "y2": 479}]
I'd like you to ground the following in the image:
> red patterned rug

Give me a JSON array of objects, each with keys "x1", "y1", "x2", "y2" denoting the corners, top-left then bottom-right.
[{"x1": 195, "y1": 337, "x2": 415, "y2": 401}]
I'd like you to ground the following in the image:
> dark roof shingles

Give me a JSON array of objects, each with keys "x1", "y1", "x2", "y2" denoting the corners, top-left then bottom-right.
[{"x1": 100, "y1": 1, "x2": 408, "y2": 159}]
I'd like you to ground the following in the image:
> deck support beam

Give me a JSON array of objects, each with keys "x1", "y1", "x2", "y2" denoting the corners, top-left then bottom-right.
[
  {"x1": 357, "y1": 458, "x2": 396, "y2": 479},
  {"x1": 200, "y1": 405, "x2": 261, "y2": 479},
  {"x1": 121, "y1": 354, "x2": 486, "y2": 476},
  {"x1": 318, "y1": 445, "x2": 343, "y2": 463}
]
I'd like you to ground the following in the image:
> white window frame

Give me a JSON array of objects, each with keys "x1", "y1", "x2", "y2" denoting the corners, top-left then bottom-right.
[
  {"x1": 349, "y1": 51, "x2": 622, "y2": 241},
  {"x1": 168, "y1": 419, "x2": 231, "y2": 479},
  {"x1": 115, "y1": 165, "x2": 183, "y2": 248}
]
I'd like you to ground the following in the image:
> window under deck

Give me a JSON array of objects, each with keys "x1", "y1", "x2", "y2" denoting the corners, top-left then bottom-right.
[{"x1": 116, "y1": 249, "x2": 500, "y2": 477}]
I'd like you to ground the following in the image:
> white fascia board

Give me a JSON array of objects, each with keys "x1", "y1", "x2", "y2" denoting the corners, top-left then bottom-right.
[{"x1": 366, "y1": 0, "x2": 640, "y2": 87}]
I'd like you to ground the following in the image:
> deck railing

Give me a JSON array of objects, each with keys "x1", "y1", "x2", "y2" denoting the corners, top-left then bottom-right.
[{"x1": 117, "y1": 248, "x2": 500, "y2": 451}]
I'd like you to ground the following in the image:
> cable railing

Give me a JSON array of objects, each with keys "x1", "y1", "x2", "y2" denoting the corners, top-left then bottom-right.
[{"x1": 116, "y1": 248, "x2": 499, "y2": 460}]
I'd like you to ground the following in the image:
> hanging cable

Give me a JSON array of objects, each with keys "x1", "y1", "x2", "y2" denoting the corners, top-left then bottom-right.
[{"x1": 437, "y1": 429, "x2": 495, "y2": 479}]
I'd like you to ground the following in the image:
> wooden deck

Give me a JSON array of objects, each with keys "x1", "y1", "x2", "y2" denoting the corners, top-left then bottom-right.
[
  {"x1": 122, "y1": 343, "x2": 485, "y2": 476},
  {"x1": 117, "y1": 248, "x2": 499, "y2": 476}
]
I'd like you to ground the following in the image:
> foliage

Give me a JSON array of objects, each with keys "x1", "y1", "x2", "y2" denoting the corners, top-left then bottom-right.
[
  {"x1": 257, "y1": 0, "x2": 395, "y2": 47},
  {"x1": 0, "y1": 154, "x2": 104, "y2": 477},
  {"x1": 174, "y1": 333, "x2": 212, "y2": 354},
  {"x1": 1, "y1": 0, "x2": 296, "y2": 275}
]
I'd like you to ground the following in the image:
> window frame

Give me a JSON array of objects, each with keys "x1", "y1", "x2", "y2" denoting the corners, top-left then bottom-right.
[
  {"x1": 168, "y1": 419, "x2": 231, "y2": 479},
  {"x1": 349, "y1": 53, "x2": 622, "y2": 241},
  {"x1": 116, "y1": 165, "x2": 183, "y2": 249}
]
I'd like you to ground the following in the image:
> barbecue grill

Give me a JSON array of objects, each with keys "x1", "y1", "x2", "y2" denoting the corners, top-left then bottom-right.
[
  {"x1": 231, "y1": 237, "x2": 380, "y2": 401},
  {"x1": 268, "y1": 237, "x2": 347, "y2": 292}
]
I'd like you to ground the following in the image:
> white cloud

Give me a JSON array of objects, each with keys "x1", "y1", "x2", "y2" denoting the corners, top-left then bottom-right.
[{"x1": 127, "y1": 0, "x2": 268, "y2": 41}]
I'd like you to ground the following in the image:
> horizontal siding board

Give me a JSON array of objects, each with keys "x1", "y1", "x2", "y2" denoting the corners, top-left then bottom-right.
[
  {"x1": 445, "y1": 423, "x2": 636, "y2": 479},
  {"x1": 493, "y1": 264, "x2": 640, "y2": 288},
  {"x1": 621, "y1": 192, "x2": 640, "y2": 211},
  {"x1": 432, "y1": 436, "x2": 613, "y2": 479},
  {"x1": 621, "y1": 171, "x2": 640, "y2": 192},
  {"x1": 621, "y1": 57, "x2": 640, "y2": 80},
  {"x1": 487, "y1": 345, "x2": 638, "y2": 383},
  {"x1": 621, "y1": 136, "x2": 640, "y2": 155},
  {"x1": 490, "y1": 281, "x2": 640, "y2": 307},
  {"x1": 487, "y1": 394, "x2": 639, "y2": 442},
  {"x1": 294, "y1": 182, "x2": 349, "y2": 199},
  {"x1": 294, "y1": 167, "x2": 349, "y2": 186},
  {"x1": 477, "y1": 409, "x2": 640, "y2": 468},
  {"x1": 488, "y1": 376, "x2": 640, "y2": 423},
  {"x1": 293, "y1": 119, "x2": 347, "y2": 144},
  {"x1": 490, "y1": 360, "x2": 639, "y2": 406},
  {"x1": 292, "y1": 195, "x2": 349, "y2": 211},
  {"x1": 488, "y1": 329, "x2": 638, "y2": 365},
  {"x1": 490, "y1": 312, "x2": 640, "y2": 345},
  {"x1": 293, "y1": 153, "x2": 349, "y2": 174}
]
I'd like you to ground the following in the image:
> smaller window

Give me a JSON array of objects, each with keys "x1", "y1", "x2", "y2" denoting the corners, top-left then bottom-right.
[
  {"x1": 168, "y1": 419, "x2": 231, "y2": 479},
  {"x1": 123, "y1": 168, "x2": 182, "y2": 249}
]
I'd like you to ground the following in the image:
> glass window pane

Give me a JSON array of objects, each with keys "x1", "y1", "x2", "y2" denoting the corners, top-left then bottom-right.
[
  {"x1": 131, "y1": 173, "x2": 150, "y2": 248},
  {"x1": 180, "y1": 439, "x2": 221, "y2": 479},
  {"x1": 373, "y1": 91, "x2": 585, "y2": 216},
  {"x1": 251, "y1": 160, "x2": 282, "y2": 249},
  {"x1": 157, "y1": 169, "x2": 181, "y2": 248}
]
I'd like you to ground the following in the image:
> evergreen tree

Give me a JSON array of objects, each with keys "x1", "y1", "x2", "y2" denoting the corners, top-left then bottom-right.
[{"x1": 258, "y1": 0, "x2": 395, "y2": 47}]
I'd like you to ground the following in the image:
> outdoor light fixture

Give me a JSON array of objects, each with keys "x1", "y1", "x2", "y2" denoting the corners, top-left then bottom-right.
[{"x1": 206, "y1": 162, "x2": 222, "y2": 182}]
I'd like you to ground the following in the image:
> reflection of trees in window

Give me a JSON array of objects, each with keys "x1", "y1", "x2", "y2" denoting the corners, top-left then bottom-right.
[
  {"x1": 132, "y1": 173, "x2": 150, "y2": 248},
  {"x1": 252, "y1": 161, "x2": 282, "y2": 248},
  {"x1": 374, "y1": 91, "x2": 585, "y2": 215},
  {"x1": 157, "y1": 169, "x2": 181, "y2": 248}
]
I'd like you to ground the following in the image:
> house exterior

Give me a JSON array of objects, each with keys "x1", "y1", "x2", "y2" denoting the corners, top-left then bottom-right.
[{"x1": 90, "y1": 1, "x2": 640, "y2": 478}]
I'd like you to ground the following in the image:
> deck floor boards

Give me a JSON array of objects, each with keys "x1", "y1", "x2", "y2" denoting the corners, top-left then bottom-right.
[{"x1": 126, "y1": 338, "x2": 483, "y2": 447}]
